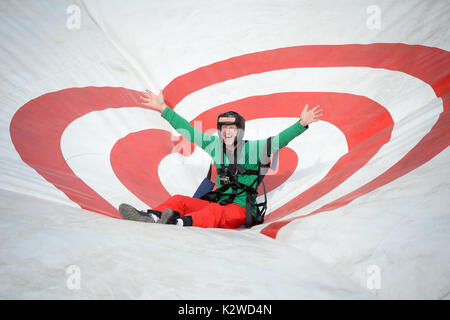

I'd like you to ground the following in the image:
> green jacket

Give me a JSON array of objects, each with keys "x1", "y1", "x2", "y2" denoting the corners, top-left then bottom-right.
[{"x1": 161, "y1": 107, "x2": 308, "y2": 210}]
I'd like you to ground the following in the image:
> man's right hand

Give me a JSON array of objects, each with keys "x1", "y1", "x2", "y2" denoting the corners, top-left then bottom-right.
[{"x1": 140, "y1": 89, "x2": 167, "y2": 113}]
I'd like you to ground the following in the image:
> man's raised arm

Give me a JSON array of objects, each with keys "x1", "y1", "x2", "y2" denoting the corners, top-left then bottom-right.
[
  {"x1": 269, "y1": 104, "x2": 323, "y2": 154},
  {"x1": 140, "y1": 89, "x2": 216, "y2": 150}
]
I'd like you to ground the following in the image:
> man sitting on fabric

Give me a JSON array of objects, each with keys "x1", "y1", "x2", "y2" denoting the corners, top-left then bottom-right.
[{"x1": 119, "y1": 90, "x2": 322, "y2": 229}]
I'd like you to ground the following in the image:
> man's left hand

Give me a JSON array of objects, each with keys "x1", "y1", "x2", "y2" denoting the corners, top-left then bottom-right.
[{"x1": 300, "y1": 104, "x2": 323, "y2": 127}]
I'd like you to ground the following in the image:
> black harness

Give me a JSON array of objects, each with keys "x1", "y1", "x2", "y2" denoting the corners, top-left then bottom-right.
[{"x1": 200, "y1": 137, "x2": 274, "y2": 227}]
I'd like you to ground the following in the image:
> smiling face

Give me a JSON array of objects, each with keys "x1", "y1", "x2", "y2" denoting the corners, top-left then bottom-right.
[{"x1": 220, "y1": 124, "x2": 238, "y2": 147}]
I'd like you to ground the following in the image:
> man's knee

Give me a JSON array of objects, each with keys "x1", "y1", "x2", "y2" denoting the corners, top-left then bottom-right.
[{"x1": 170, "y1": 194, "x2": 189, "y2": 202}]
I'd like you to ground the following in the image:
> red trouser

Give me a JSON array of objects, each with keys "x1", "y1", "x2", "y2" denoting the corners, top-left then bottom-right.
[{"x1": 152, "y1": 194, "x2": 247, "y2": 229}]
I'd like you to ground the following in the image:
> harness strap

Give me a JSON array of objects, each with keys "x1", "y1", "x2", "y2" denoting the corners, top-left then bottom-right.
[
  {"x1": 206, "y1": 161, "x2": 212, "y2": 180},
  {"x1": 244, "y1": 136, "x2": 272, "y2": 226},
  {"x1": 217, "y1": 167, "x2": 259, "y2": 176},
  {"x1": 202, "y1": 136, "x2": 274, "y2": 227}
]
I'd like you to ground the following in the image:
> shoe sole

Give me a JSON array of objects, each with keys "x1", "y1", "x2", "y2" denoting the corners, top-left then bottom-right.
[
  {"x1": 157, "y1": 209, "x2": 178, "y2": 224},
  {"x1": 119, "y1": 203, "x2": 155, "y2": 223}
]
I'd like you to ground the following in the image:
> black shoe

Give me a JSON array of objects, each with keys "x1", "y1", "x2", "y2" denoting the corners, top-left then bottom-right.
[
  {"x1": 157, "y1": 209, "x2": 180, "y2": 225},
  {"x1": 119, "y1": 203, "x2": 156, "y2": 223}
]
